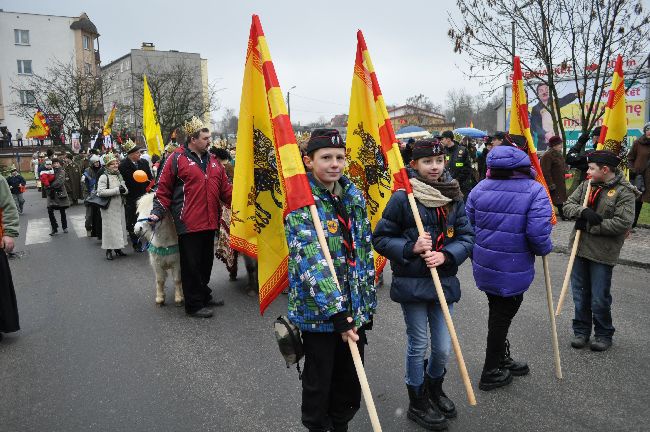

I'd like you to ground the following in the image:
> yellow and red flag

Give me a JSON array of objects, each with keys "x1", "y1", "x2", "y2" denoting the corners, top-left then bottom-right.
[
  {"x1": 596, "y1": 55, "x2": 627, "y2": 153},
  {"x1": 103, "y1": 103, "x2": 117, "y2": 137},
  {"x1": 346, "y1": 30, "x2": 412, "y2": 275},
  {"x1": 26, "y1": 110, "x2": 49, "y2": 138},
  {"x1": 231, "y1": 15, "x2": 313, "y2": 314},
  {"x1": 509, "y1": 56, "x2": 557, "y2": 225}
]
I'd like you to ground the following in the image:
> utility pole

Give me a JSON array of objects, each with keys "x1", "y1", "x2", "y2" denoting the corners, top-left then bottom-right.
[{"x1": 287, "y1": 85, "x2": 296, "y2": 120}]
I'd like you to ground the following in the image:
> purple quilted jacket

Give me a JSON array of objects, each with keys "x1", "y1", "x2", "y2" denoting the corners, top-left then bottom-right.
[{"x1": 465, "y1": 145, "x2": 553, "y2": 297}]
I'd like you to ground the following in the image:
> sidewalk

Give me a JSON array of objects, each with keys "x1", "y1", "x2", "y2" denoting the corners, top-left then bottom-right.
[{"x1": 551, "y1": 218, "x2": 650, "y2": 269}]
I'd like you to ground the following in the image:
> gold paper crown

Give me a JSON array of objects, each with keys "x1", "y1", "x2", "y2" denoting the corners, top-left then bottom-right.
[
  {"x1": 103, "y1": 152, "x2": 117, "y2": 165},
  {"x1": 183, "y1": 116, "x2": 206, "y2": 136},
  {"x1": 122, "y1": 139, "x2": 137, "y2": 152}
]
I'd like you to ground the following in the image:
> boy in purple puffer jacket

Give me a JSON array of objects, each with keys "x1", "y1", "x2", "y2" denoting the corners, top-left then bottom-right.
[{"x1": 465, "y1": 144, "x2": 553, "y2": 391}]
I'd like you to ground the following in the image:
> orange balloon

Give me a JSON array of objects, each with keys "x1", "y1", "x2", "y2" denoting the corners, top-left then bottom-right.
[{"x1": 133, "y1": 169, "x2": 148, "y2": 183}]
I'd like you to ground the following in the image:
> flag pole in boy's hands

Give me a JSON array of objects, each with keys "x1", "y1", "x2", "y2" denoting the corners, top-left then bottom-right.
[
  {"x1": 348, "y1": 30, "x2": 476, "y2": 405},
  {"x1": 556, "y1": 54, "x2": 627, "y2": 316},
  {"x1": 509, "y1": 55, "x2": 562, "y2": 379},
  {"x1": 230, "y1": 16, "x2": 382, "y2": 431}
]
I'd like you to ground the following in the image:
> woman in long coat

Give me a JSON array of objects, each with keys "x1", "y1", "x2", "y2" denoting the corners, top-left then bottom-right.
[
  {"x1": 97, "y1": 153, "x2": 128, "y2": 260},
  {"x1": 541, "y1": 136, "x2": 568, "y2": 220}
]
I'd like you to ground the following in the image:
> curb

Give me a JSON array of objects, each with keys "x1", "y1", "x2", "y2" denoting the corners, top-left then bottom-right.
[{"x1": 552, "y1": 246, "x2": 650, "y2": 270}]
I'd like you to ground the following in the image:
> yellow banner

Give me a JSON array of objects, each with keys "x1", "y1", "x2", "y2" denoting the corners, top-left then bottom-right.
[
  {"x1": 143, "y1": 75, "x2": 163, "y2": 156},
  {"x1": 25, "y1": 110, "x2": 49, "y2": 138},
  {"x1": 103, "y1": 104, "x2": 116, "y2": 137}
]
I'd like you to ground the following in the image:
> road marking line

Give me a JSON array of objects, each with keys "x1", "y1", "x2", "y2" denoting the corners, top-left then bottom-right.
[
  {"x1": 69, "y1": 214, "x2": 87, "y2": 238},
  {"x1": 25, "y1": 217, "x2": 53, "y2": 245}
]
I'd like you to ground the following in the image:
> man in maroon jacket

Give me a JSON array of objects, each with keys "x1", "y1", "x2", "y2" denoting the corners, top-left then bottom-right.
[{"x1": 150, "y1": 117, "x2": 232, "y2": 318}]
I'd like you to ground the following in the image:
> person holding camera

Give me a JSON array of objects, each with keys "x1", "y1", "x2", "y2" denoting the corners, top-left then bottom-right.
[{"x1": 97, "y1": 153, "x2": 129, "y2": 260}]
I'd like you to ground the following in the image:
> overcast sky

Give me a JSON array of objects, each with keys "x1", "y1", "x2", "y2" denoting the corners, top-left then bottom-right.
[{"x1": 4, "y1": 0, "x2": 488, "y2": 124}]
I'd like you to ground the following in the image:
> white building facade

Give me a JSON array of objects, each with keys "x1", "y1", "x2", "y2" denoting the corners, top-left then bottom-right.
[{"x1": 0, "y1": 10, "x2": 100, "y2": 141}]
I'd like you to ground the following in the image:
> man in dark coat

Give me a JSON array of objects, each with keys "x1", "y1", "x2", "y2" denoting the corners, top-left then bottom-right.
[
  {"x1": 541, "y1": 136, "x2": 568, "y2": 220},
  {"x1": 530, "y1": 83, "x2": 579, "y2": 151},
  {"x1": 477, "y1": 137, "x2": 493, "y2": 180},
  {"x1": 627, "y1": 122, "x2": 650, "y2": 228},
  {"x1": 440, "y1": 130, "x2": 473, "y2": 196},
  {"x1": 118, "y1": 139, "x2": 153, "y2": 250},
  {"x1": 566, "y1": 126, "x2": 600, "y2": 196},
  {"x1": 63, "y1": 152, "x2": 82, "y2": 205}
]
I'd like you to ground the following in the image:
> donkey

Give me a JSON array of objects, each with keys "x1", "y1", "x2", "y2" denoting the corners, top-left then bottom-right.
[{"x1": 134, "y1": 192, "x2": 184, "y2": 307}]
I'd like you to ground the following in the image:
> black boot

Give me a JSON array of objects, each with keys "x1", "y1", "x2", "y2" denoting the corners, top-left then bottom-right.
[
  {"x1": 114, "y1": 249, "x2": 127, "y2": 257},
  {"x1": 425, "y1": 369, "x2": 457, "y2": 419},
  {"x1": 106, "y1": 250, "x2": 114, "y2": 261},
  {"x1": 478, "y1": 368, "x2": 513, "y2": 391},
  {"x1": 406, "y1": 384, "x2": 448, "y2": 431},
  {"x1": 499, "y1": 339, "x2": 529, "y2": 376}
]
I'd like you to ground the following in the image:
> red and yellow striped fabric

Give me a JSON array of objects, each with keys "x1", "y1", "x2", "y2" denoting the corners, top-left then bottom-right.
[
  {"x1": 596, "y1": 55, "x2": 627, "y2": 153},
  {"x1": 509, "y1": 56, "x2": 557, "y2": 225},
  {"x1": 346, "y1": 30, "x2": 412, "y2": 275},
  {"x1": 26, "y1": 110, "x2": 50, "y2": 139},
  {"x1": 231, "y1": 15, "x2": 313, "y2": 314}
]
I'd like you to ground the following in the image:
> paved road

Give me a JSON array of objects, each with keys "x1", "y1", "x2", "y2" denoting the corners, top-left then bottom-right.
[{"x1": 2, "y1": 189, "x2": 649, "y2": 431}]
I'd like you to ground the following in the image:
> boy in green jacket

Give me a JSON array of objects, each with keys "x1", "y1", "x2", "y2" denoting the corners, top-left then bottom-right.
[{"x1": 563, "y1": 150, "x2": 637, "y2": 352}]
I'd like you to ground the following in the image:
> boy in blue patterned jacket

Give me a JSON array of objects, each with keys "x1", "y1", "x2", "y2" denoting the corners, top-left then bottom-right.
[{"x1": 285, "y1": 129, "x2": 376, "y2": 432}]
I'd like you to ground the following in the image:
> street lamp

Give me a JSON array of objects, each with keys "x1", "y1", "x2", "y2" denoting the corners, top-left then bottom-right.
[{"x1": 287, "y1": 86, "x2": 296, "y2": 120}]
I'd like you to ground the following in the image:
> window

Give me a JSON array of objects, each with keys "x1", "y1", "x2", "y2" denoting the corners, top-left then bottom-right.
[
  {"x1": 83, "y1": 35, "x2": 91, "y2": 50},
  {"x1": 84, "y1": 63, "x2": 92, "y2": 75},
  {"x1": 17, "y1": 60, "x2": 32, "y2": 74},
  {"x1": 14, "y1": 29, "x2": 29, "y2": 45},
  {"x1": 19, "y1": 90, "x2": 36, "y2": 105}
]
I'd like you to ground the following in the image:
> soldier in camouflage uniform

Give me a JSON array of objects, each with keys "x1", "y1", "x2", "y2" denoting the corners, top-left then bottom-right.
[{"x1": 285, "y1": 129, "x2": 376, "y2": 432}]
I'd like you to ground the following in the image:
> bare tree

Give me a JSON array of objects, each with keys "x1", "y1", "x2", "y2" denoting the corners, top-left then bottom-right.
[
  {"x1": 9, "y1": 58, "x2": 104, "y2": 145},
  {"x1": 403, "y1": 94, "x2": 444, "y2": 126},
  {"x1": 132, "y1": 61, "x2": 220, "y2": 141},
  {"x1": 219, "y1": 108, "x2": 238, "y2": 136},
  {"x1": 448, "y1": 0, "x2": 650, "y2": 145}
]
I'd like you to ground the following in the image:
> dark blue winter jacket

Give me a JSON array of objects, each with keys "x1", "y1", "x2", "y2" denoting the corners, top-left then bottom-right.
[
  {"x1": 372, "y1": 184, "x2": 474, "y2": 304},
  {"x1": 465, "y1": 145, "x2": 553, "y2": 297}
]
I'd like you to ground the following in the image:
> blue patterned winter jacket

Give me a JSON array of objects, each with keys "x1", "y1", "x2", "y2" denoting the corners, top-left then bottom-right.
[{"x1": 285, "y1": 174, "x2": 376, "y2": 333}]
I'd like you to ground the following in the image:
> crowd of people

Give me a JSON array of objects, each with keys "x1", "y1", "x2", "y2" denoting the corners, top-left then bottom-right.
[{"x1": 1, "y1": 118, "x2": 649, "y2": 431}]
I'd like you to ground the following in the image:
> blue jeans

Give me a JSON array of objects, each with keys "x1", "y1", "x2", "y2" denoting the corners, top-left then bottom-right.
[
  {"x1": 400, "y1": 302, "x2": 453, "y2": 387},
  {"x1": 571, "y1": 256, "x2": 615, "y2": 340}
]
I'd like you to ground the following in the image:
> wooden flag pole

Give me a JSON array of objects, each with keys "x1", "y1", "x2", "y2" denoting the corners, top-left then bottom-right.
[
  {"x1": 308, "y1": 205, "x2": 383, "y2": 432},
  {"x1": 542, "y1": 256, "x2": 562, "y2": 379},
  {"x1": 406, "y1": 193, "x2": 477, "y2": 406},
  {"x1": 555, "y1": 181, "x2": 592, "y2": 316}
]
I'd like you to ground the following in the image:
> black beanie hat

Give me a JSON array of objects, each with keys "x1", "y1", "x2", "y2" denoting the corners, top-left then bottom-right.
[
  {"x1": 411, "y1": 139, "x2": 444, "y2": 160},
  {"x1": 590, "y1": 126, "x2": 602, "y2": 138},
  {"x1": 493, "y1": 131, "x2": 506, "y2": 140},
  {"x1": 306, "y1": 129, "x2": 345, "y2": 154},
  {"x1": 587, "y1": 150, "x2": 620, "y2": 167},
  {"x1": 441, "y1": 130, "x2": 454, "y2": 139}
]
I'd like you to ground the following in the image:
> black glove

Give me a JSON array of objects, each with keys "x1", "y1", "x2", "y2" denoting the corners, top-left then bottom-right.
[
  {"x1": 331, "y1": 312, "x2": 355, "y2": 333},
  {"x1": 119, "y1": 185, "x2": 126, "y2": 194},
  {"x1": 580, "y1": 208, "x2": 603, "y2": 225},
  {"x1": 574, "y1": 218, "x2": 588, "y2": 231}
]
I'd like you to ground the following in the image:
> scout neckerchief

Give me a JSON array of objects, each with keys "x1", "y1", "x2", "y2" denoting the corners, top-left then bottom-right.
[
  {"x1": 588, "y1": 185, "x2": 603, "y2": 209},
  {"x1": 327, "y1": 190, "x2": 356, "y2": 267}
]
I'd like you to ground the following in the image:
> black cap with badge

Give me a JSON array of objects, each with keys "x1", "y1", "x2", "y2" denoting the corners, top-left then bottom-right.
[{"x1": 306, "y1": 129, "x2": 345, "y2": 154}]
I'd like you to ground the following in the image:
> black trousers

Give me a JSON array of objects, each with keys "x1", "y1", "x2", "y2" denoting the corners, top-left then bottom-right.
[
  {"x1": 178, "y1": 230, "x2": 215, "y2": 313},
  {"x1": 124, "y1": 198, "x2": 139, "y2": 243},
  {"x1": 47, "y1": 207, "x2": 67, "y2": 231},
  {"x1": 483, "y1": 293, "x2": 523, "y2": 371},
  {"x1": 633, "y1": 201, "x2": 644, "y2": 228},
  {"x1": 0, "y1": 250, "x2": 20, "y2": 333},
  {"x1": 301, "y1": 330, "x2": 367, "y2": 432}
]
